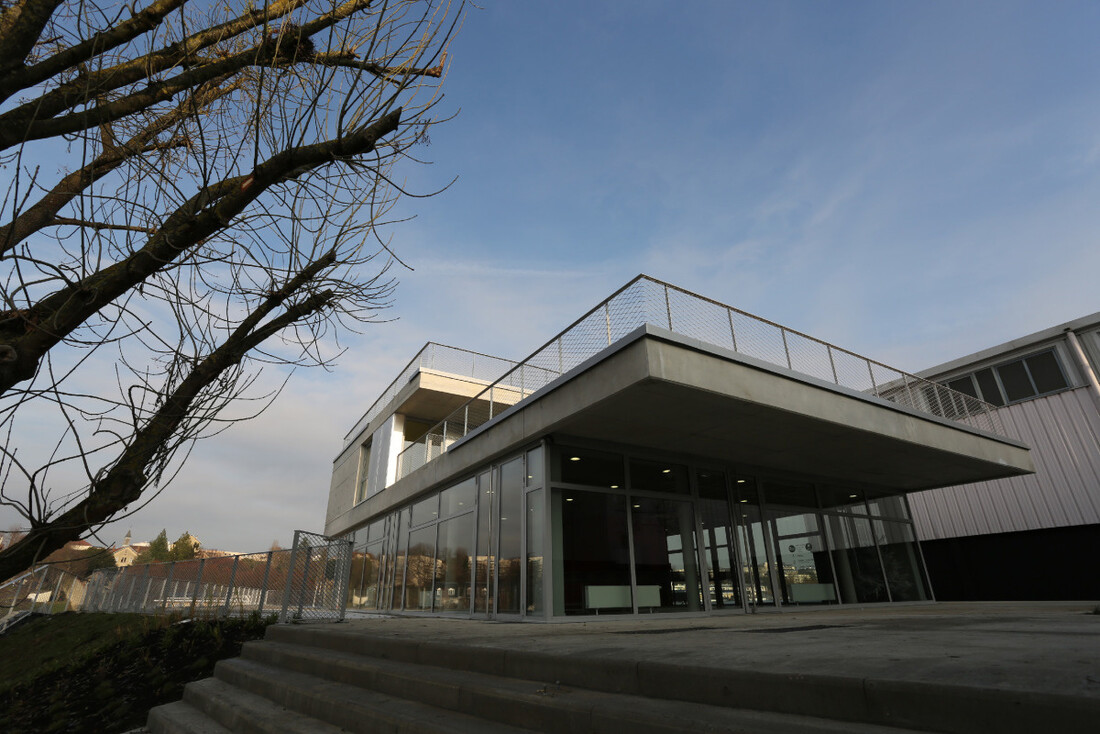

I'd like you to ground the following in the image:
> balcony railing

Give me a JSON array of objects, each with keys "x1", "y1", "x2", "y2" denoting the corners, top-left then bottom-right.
[
  {"x1": 395, "y1": 275, "x2": 1007, "y2": 480},
  {"x1": 343, "y1": 342, "x2": 518, "y2": 449}
]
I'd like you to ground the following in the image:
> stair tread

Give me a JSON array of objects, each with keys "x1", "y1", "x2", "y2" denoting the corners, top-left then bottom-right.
[
  {"x1": 147, "y1": 700, "x2": 234, "y2": 734},
  {"x1": 243, "y1": 638, "x2": 932, "y2": 734},
  {"x1": 217, "y1": 655, "x2": 537, "y2": 733},
  {"x1": 185, "y1": 676, "x2": 347, "y2": 734}
]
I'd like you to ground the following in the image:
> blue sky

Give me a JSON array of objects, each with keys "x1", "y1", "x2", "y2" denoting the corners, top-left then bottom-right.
[{"x1": 10, "y1": 1, "x2": 1099, "y2": 553}]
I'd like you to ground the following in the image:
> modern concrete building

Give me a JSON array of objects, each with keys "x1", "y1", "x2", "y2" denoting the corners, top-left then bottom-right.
[
  {"x1": 326, "y1": 276, "x2": 1033, "y2": 619},
  {"x1": 909, "y1": 313, "x2": 1100, "y2": 600}
]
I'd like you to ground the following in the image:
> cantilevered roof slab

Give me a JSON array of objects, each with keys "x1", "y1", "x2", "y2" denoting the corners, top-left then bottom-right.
[{"x1": 351, "y1": 326, "x2": 1032, "y2": 522}]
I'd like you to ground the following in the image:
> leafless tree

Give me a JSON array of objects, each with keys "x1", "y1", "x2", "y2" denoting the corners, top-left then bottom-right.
[{"x1": 0, "y1": 0, "x2": 462, "y2": 580}]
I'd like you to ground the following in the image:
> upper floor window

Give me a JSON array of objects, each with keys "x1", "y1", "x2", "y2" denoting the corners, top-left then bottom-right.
[
  {"x1": 354, "y1": 440, "x2": 372, "y2": 505},
  {"x1": 943, "y1": 349, "x2": 1069, "y2": 407}
]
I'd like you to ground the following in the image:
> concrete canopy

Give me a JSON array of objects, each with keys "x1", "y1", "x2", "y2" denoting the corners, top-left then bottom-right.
[{"x1": 335, "y1": 326, "x2": 1033, "y2": 533}]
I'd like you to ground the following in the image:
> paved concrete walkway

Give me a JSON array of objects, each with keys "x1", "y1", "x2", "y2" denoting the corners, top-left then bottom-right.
[{"x1": 340, "y1": 602, "x2": 1100, "y2": 701}]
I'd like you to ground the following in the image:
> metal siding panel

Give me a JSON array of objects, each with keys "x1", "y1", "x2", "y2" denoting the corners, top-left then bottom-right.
[{"x1": 911, "y1": 387, "x2": 1100, "y2": 540}]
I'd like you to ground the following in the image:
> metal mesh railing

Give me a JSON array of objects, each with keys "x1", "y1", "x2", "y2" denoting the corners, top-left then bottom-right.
[
  {"x1": 395, "y1": 275, "x2": 1007, "y2": 480},
  {"x1": 343, "y1": 343, "x2": 518, "y2": 448},
  {"x1": 78, "y1": 530, "x2": 353, "y2": 623},
  {"x1": 0, "y1": 564, "x2": 86, "y2": 632}
]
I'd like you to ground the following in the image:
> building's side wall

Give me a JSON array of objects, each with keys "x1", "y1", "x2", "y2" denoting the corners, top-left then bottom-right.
[
  {"x1": 909, "y1": 385, "x2": 1100, "y2": 540},
  {"x1": 326, "y1": 443, "x2": 359, "y2": 532}
]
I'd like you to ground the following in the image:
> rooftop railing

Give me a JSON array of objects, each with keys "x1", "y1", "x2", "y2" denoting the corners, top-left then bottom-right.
[
  {"x1": 343, "y1": 342, "x2": 518, "y2": 449},
  {"x1": 395, "y1": 275, "x2": 1007, "y2": 480}
]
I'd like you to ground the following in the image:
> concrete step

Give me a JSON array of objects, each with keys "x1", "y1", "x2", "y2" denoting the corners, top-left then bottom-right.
[
  {"x1": 264, "y1": 623, "x2": 1100, "y2": 734},
  {"x1": 182, "y1": 676, "x2": 346, "y2": 734},
  {"x1": 215, "y1": 655, "x2": 536, "y2": 733},
  {"x1": 242, "y1": 638, "x2": 927, "y2": 734},
  {"x1": 146, "y1": 701, "x2": 233, "y2": 734}
]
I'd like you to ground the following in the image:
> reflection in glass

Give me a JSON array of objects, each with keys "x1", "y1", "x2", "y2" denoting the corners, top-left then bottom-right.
[
  {"x1": 440, "y1": 478, "x2": 476, "y2": 518},
  {"x1": 497, "y1": 459, "x2": 523, "y2": 613},
  {"x1": 527, "y1": 489, "x2": 544, "y2": 614},
  {"x1": 526, "y1": 447, "x2": 544, "y2": 487},
  {"x1": 865, "y1": 494, "x2": 910, "y2": 521},
  {"x1": 554, "y1": 490, "x2": 632, "y2": 615},
  {"x1": 817, "y1": 486, "x2": 868, "y2": 514},
  {"x1": 769, "y1": 510, "x2": 836, "y2": 605},
  {"x1": 629, "y1": 459, "x2": 690, "y2": 495},
  {"x1": 411, "y1": 494, "x2": 439, "y2": 526},
  {"x1": 557, "y1": 447, "x2": 624, "y2": 488},
  {"x1": 823, "y1": 514, "x2": 888, "y2": 603},
  {"x1": 404, "y1": 526, "x2": 436, "y2": 611},
  {"x1": 631, "y1": 497, "x2": 703, "y2": 612},
  {"x1": 474, "y1": 471, "x2": 492, "y2": 614},
  {"x1": 434, "y1": 513, "x2": 473, "y2": 612},
  {"x1": 734, "y1": 481, "x2": 774, "y2": 605},
  {"x1": 348, "y1": 542, "x2": 383, "y2": 609},
  {"x1": 697, "y1": 471, "x2": 741, "y2": 609},
  {"x1": 389, "y1": 509, "x2": 408, "y2": 610},
  {"x1": 875, "y1": 520, "x2": 930, "y2": 601}
]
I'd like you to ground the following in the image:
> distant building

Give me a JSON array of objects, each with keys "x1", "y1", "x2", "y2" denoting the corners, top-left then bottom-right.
[
  {"x1": 910, "y1": 313, "x2": 1100, "y2": 600},
  {"x1": 325, "y1": 276, "x2": 1031, "y2": 619}
]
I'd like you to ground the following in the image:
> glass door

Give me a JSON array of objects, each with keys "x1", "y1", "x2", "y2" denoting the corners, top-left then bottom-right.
[
  {"x1": 763, "y1": 481, "x2": 837, "y2": 606},
  {"x1": 733, "y1": 478, "x2": 776, "y2": 607},
  {"x1": 696, "y1": 470, "x2": 743, "y2": 610}
]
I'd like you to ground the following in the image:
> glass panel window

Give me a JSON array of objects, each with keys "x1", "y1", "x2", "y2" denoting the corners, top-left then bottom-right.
[
  {"x1": 553, "y1": 490, "x2": 632, "y2": 615},
  {"x1": 974, "y1": 368, "x2": 1005, "y2": 406},
  {"x1": 349, "y1": 543, "x2": 383, "y2": 609},
  {"x1": 875, "y1": 521, "x2": 931, "y2": 602},
  {"x1": 410, "y1": 494, "x2": 439, "y2": 526},
  {"x1": 354, "y1": 441, "x2": 371, "y2": 504},
  {"x1": 434, "y1": 513, "x2": 474, "y2": 612},
  {"x1": 1024, "y1": 351, "x2": 1068, "y2": 394},
  {"x1": 696, "y1": 471, "x2": 741, "y2": 610},
  {"x1": 733, "y1": 480, "x2": 775, "y2": 606},
  {"x1": 526, "y1": 447, "x2": 544, "y2": 487},
  {"x1": 366, "y1": 517, "x2": 386, "y2": 543},
  {"x1": 997, "y1": 360, "x2": 1035, "y2": 402},
  {"x1": 497, "y1": 458, "x2": 523, "y2": 613},
  {"x1": 629, "y1": 459, "x2": 690, "y2": 495},
  {"x1": 817, "y1": 486, "x2": 868, "y2": 514},
  {"x1": 865, "y1": 494, "x2": 911, "y2": 521},
  {"x1": 946, "y1": 376, "x2": 978, "y2": 399},
  {"x1": 823, "y1": 514, "x2": 888, "y2": 603},
  {"x1": 390, "y1": 509, "x2": 409, "y2": 610},
  {"x1": 474, "y1": 470, "x2": 492, "y2": 614},
  {"x1": 631, "y1": 497, "x2": 703, "y2": 612},
  {"x1": 440, "y1": 478, "x2": 476, "y2": 518},
  {"x1": 526, "y1": 489, "x2": 544, "y2": 614},
  {"x1": 557, "y1": 447, "x2": 625, "y2": 489},
  {"x1": 403, "y1": 526, "x2": 436, "y2": 611}
]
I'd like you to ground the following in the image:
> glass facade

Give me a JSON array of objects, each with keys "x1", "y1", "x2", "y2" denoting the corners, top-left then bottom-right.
[{"x1": 345, "y1": 441, "x2": 932, "y2": 619}]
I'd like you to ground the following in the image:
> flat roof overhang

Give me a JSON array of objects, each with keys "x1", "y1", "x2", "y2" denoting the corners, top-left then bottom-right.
[{"x1": 347, "y1": 326, "x2": 1034, "y2": 526}]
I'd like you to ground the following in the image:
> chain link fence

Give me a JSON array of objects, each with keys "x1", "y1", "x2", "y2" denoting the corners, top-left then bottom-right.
[
  {"x1": 0, "y1": 530, "x2": 354, "y2": 628},
  {"x1": 397, "y1": 275, "x2": 1007, "y2": 480}
]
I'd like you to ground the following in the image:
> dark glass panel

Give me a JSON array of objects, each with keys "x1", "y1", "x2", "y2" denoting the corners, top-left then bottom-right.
[
  {"x1": 410, "y1": 494, "x2": 439, "y2": 526},
  {"x1": 947, "y1": 376, "x2": 978, "y2": 399},
  {"x1": 997, "y1": 360, "x2": 1035, "y2": 402},
  {"x1": 766, "y1": 494, "x2": 836, "y2": 606},
  {"x1": 403, "y1": 526, "x2": 436, "y2": 611},
  {"x1": 440, "y1": 478, "x2": 476, "y2": 518},
  {"x1": 555, "y1": 490, "x2": 632, "y2": 615},
  {"x1": 526, "y1": 447, "x2": 544, "y2": 487},
  {"x1": 629, "y1": 459, "x2": 690, "y2": 495},
  {"x1": 696, "y1": 471, "x2": 742, "y2": 609},
  {"x1": 496, "y1": 458, "x2": 523, "y2": 613},
  {"x1": 823, "y1": 514, "x2": 888, "y2": 603},
  {"x1": 631, "y1": 497, "x2": 703, "y2": 612},
  {"x1": 390, "y1": 509, "x2": 409, "y2": 610},
  {"x1": 696, "y1": 470, "x2": 728, "y2": 500},
  {"x1": 474, "y1": 471, "x2": 492, "y2": 614},
  {"x1": 434, "y1": 513, "x2": 473, "y2": 612},
  {"x1": 733, "y1": 480, "x2": 775, "y2": 605},
  {"x1": 974, "y1": 368, "x2": 1005, "y2": 406},
  {"x1": 875, "y1": 521, "x2": 931, "y2": 601},
  {"x1": 865, "y1": 494, "x2": 910, "y2": 521},
  {"x1": 1025, "y1": 352, "x2": 1068, "y2": 394},
  {"x1": 557, "y1": 447, "x2": 625, "y2": 488},
  {"x1": 817, "y1": 485, "x2": 868, "y2": 514},
  {"x1": 526, "y1": 489, "x2": 544, "y2": 614}
]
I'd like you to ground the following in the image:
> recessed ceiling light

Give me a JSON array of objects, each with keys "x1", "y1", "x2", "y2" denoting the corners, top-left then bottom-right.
[
  {"x1": 565, "y1": 498, "x2": 574, "y2": 502},
  {"x1": 736, "y1": 479, "x2": 746, "y2": 484},
  {"x1": 633, "y1": 504, "x2": 641, "y2": 508},
  {"x1": 662, "y1": 469, "x2": 671, "y2": 474},
  {"x1": 740, "y1": 499, "x2": 748, "y2": 503},
  {"x1": 849, "y1": 494, "x2": 859, "y2": 499},
  {"x1": 569, "y1": 456, "x2": 581, "y2": 462},
  {"x1": 610, "y1": 484, "x2": 619, "y2": 489}
]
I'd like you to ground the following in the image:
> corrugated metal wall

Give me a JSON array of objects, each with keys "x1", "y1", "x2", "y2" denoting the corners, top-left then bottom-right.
[{"x1": 909, "y1": 386, "x2": 1100, "y2": 540}]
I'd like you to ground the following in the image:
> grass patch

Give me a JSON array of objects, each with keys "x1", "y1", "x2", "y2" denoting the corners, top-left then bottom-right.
[{"x1": 0, "y1": 611, "x2": 275, "y2": 734}]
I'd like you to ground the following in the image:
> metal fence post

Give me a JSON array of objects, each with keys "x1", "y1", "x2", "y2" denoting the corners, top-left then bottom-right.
[
  {"x1": 280, "y1": 530, "x2": 302, "y2": 623},
  {"x1": 605, "y1": 303, "x2": 612, "y2": 345},
  {"x1": 51, "y1": 574, "x2": 64, "y2": 614},
  {"x1": 138, "y1": 564, "x2": 152, "y2": 612},
  {"x1": 867, "y1": 361, "x2": 878, "y2": 396},
  {"x1": 222, "y1": 556, "x2": 240, "y2": 618},
  {"x1": 827, "y1": 345, "x2": 839, "y2": 385},
  {"x1": 188, "y1": 558, "x2": 205, "y2": 618},
  {"x1": 664, "y1": 285, "x2": 673, "y2": 330},
  {"x1": 258, "y1": 551, "x2": 274, "y2": 615},
  {"x1": 334, "y1": 538, "x2": 354, "y2": 622},
  {"x1": 781, "y1": 329, "x2": 792, "y2": 370},
  {"x1": 727, "y1": 309, "x2": 738, "y2": 352}
]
